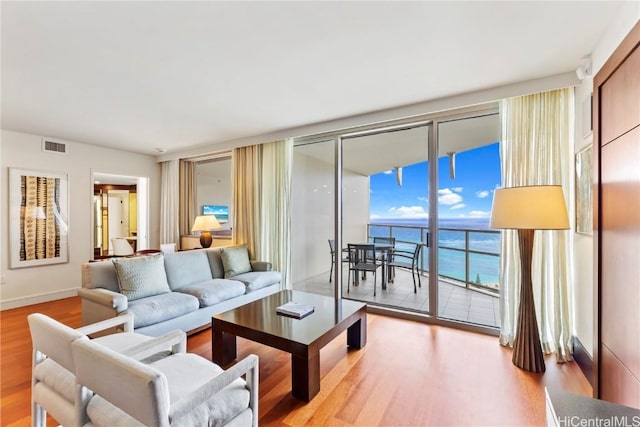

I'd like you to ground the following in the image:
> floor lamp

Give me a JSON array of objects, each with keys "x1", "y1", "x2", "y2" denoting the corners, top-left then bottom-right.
[
  {"x1": 490, "y1": 185, "x2": 569, "y2": 373},
  {"x1": 192, "y1": 215, "x2": 221, "y2": 248}
]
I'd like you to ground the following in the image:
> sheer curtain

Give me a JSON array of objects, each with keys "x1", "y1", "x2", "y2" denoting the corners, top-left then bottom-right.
[
  {"x1": 499, "y1": 87, "x2": 574, "y2": 361},
  {"x1": 232, "y1": 140, "x2": 293, "y2": 289},
  {"x1": 259, "y1": 139, "x2": 293, "y2": 289},
  {"x1": 160, "y1": 160, "x2": 180, "y2": 246},
  {"x1": 179, "y1": 160, "x2": 196, "y2": 241}
]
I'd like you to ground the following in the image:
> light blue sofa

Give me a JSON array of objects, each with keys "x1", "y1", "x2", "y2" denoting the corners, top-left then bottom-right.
[{"x1": 79, "y1": 247, "x2": 281, "y2": 336}]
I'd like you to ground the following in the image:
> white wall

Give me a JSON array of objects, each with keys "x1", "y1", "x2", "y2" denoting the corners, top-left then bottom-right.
[
  {"x1": 572, "y1": 6, "x2": 639, "y2": 358},
  {"x1": 290, "y1": 146, "x2": 369, "y2": 284},
  {"x1": 196, "y1": 159, "x2": 232, "y2": 230},
  {"x1": 0, "y1": 129, "x2": 161, "y2": 309}
]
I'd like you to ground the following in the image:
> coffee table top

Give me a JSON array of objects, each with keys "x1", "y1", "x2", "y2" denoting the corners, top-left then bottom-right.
[{"x1": 213, "y1": 290, "x2": 366, "y2": 346}]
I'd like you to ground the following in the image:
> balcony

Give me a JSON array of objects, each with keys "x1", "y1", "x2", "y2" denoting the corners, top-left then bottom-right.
[{"x1": 292, "y1": 223, "x2": 501, "y2": 329}]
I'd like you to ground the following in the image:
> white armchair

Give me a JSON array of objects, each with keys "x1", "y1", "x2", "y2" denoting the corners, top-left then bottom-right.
[
  {"x1": 28, "y1": 313, "x2": 185, "y2": 427},
  {"x1": 72, "y1": 338, "x2": 259, "y2": 427},
  {"x1": 110, "y1": 237, "x2": 134, "y2": 256}
]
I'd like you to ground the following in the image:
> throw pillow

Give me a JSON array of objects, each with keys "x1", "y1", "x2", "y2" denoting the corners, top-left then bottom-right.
[
  {"x1": 112, "y1": 254, "x2": 171, "y2": 301},
  {"x1": 220, "y1": 245, "x2": 252, "y2": 278}
]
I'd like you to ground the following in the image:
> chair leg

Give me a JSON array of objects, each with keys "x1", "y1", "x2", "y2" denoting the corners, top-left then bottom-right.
[
  {"x1": 347, "y1": 268, "x2": 350, "y2": 293},
  {"x1": 410, "y1": 269, "x2": 417, "y2": 293},
  {"x1": 329, "y1": 258, "x2": 333, "y2": 283},
  {"x1": 371, "y1": 270, "x2": 375, "y2": 296}
]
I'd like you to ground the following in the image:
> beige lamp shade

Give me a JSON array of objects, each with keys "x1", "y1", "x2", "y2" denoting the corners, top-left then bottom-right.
[
  {"x1": 191, "y1": 215, "x2": 221, "y2": 232},
  {"x1": 490, "y1": 185, "x2": 570, "y2": 230}
]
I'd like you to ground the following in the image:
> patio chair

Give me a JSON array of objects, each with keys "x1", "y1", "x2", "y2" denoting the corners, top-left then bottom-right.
[
  {"x1": 28, "y1": 313, "x2": 185, "y2": 427},
  {"x1": 328, "y1": 239, "x2": 350, "y2": 283},
  {"x1": 387, "y1": 242, "x2": 423, "y2": 293},
  {"x1": 72, "y1": 339, "x2": 259, "y2": 427},
  {"x1": 347, "y1": 243, "x2": 384, "y2": 296}
]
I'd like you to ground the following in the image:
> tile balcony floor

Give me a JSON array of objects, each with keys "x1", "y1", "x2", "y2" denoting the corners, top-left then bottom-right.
[{"x1": 292, "y1": 267, "x2": 501, "y2": 329}]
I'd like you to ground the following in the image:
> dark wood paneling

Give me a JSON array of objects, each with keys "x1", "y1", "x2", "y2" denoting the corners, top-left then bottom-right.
[
  {"x1": 573, "y1": 335, "x2": 594, "y2": 387},
  {"x1": 600, "y1": 127, "x2": 640, "y2": 381},
  {"x1": 600, "y1": 344, "x2": 640, "y2": 408},
  {"x1": 594, "y1": 20, "x2": 640, "y2": 408},
  {"x1": 600, "y1": 46, "x2": 640, "y2": 145}
]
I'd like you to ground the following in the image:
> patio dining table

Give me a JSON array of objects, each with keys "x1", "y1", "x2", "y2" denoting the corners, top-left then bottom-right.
[{"x1": 347, "y1": 242, "x2": 394, "y2": 290}]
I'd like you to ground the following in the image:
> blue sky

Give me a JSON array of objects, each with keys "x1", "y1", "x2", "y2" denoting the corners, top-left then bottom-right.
[{"x1": 369, "y1": 142, "x2": 501, "y2": 221}]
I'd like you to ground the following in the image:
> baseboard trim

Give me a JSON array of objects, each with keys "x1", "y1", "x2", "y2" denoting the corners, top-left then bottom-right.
[
  {"x1": 573, "y1": 335, "x2": 594, "y2": 387},
  {"x1": 0, "y1": 289, "x2": 78, "y2": 311}
]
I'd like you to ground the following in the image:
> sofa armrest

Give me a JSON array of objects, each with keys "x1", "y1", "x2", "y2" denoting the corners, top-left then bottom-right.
[
  {"x1": 78, "y1": 287, "x2": 128, "y2": 312},
  {"x1": 250, "y1": 261, "x2": 272, "y2": 272}
]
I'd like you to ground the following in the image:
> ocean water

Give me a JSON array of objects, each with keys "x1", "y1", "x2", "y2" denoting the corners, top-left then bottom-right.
[{"x1": 369, "y1": 218, "x2": 501, "y2": 287}]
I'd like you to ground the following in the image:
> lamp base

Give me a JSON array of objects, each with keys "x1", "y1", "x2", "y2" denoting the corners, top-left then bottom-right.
[
  {"x1": 513, "y1": 228, "x2": 546, "y2": 373},
  {"x1": 200, "y1": 231, "x2": 213, "y2": 248}
]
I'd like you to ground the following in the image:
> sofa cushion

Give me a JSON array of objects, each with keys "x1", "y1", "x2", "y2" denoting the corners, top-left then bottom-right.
[
  {"x1": 232, "y1": 271, "x2": 282, "y2": 292},
  {"x1": 220, "y1": 245, "x2": 252, "y2": 278},
  {"x1": 113, "y1": 255, "x2": 170, "y2": 301},
  {"x1": 204, "y1": 248, "x2": 225, "y2": 279},
  {"x1": 82, "y1": 261, "x2": 120, "y2": 293},
  {"x1": 174, "y1": 279, "x2": 247, "y2": 307},
  {"x1": 127, "y1": 292, "x2": 199, "y2": 328},
  {"x1": 163, "y1": 250, "x2": 213, "y2": 290}
]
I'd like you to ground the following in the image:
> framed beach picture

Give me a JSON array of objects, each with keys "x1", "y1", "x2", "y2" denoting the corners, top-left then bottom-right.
[
  {"x1": 575, "y1": 145, "x2": 593, "y2": 235},
  {"x1": 9, "y1": 168, "x2": 69, "y2": 268},
  {"x1": 202, "y1": 205, "x2": 229, "y2": 223}
]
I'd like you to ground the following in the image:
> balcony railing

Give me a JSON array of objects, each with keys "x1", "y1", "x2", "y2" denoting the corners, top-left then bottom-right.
[{"x1": 367, "y1": 223, "x2": 501, "y2": 296}]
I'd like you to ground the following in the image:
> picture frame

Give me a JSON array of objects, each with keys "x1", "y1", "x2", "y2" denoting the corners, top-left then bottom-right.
[
  {"x1": 575, "y1": 145, "x2": 593, "y2": 235},
  {"x1": 9, "y1": 168, "x2": 69, "y2": 268}
]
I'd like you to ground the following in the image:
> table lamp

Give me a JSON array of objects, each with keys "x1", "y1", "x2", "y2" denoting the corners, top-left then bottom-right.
[
  {"x1": 490, "y1": 185, "x2": 569, "y2": 373},
  {"x1": 191, "y1": 215, "x2": 221, "y2": 248}
]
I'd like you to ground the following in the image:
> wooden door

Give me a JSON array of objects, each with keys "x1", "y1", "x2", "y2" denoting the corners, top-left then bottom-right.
[{"x1": 594, "y1": 21, "x2": 640, "y2": 408}]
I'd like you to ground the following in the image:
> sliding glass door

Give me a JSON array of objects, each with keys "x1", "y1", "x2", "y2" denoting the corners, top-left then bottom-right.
[{"x1": 290, "y1": 105, "x2": 501, "y2": 333}]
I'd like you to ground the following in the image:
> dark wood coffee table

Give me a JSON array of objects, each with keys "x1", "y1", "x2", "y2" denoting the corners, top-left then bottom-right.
[{"x1": 212, "y1": 290, "x2": 367, "y2": 401}]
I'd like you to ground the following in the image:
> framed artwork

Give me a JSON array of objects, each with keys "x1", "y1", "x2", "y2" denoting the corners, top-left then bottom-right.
[
  {"x1": 575, "y1": 145, "x2": 593, "y2": 235},
  {"x1": 9, "y1": 168, "x2": 69, "y2": 268}
]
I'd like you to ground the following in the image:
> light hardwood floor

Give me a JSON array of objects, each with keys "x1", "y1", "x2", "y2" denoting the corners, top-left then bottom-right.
[{"x1": 1, "y1": 297, "x2": 591, "y2": 426}]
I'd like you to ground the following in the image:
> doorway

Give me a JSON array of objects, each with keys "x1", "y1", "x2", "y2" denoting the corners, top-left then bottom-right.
[{"x1": 92, "y1": 172, "x2": 149, "y2": 258}]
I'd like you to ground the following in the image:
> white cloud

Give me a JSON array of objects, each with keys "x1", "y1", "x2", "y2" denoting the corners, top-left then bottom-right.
[
  {"x1": 417, "y1": 196, "x2": 427, "y2": 201},
  {"x1": 438, "y1": 188, "x2": 463, "y2": 205},
  {"x1": 383, "y1": 170, "x2": 393, "y2": 175},
  {"x1": 452, "y1": 187, "x2": 464, "y2": 193},
  {"x1": 475, "y1": 190, "x2": 490, "y2": 198},
  {"x1": 450, "y1": 203, "x2": 466, "y2": 210},
  {"x1": 388, "y1": 206, "x2": 429, "y2": 219},
  {"x1": 469, "y1": 210, "x2": 491, "y2": 218},
  {"x1": 370, "y1": 213, "x2": 382, "y2": 219}
]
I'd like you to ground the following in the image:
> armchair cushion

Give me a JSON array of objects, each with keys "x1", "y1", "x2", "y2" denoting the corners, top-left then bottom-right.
[
  {"x1": 220, "y1": 245, "x2": 252, "y2": 278},
  {"x1": 113, "y1": 255, "x2": 171, "y2": 301},
  {"x1": 73, "y1": 340, "x2": 255, "y2": 427}
]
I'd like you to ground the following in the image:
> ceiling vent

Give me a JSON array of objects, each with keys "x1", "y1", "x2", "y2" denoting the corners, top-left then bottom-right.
[{"x1": 42, "y1": 139, "x2": 67, "y2": 154}]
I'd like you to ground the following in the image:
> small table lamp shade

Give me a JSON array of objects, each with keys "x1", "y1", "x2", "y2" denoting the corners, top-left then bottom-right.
[
  {"x1": 490, "y1": 185, "x2": 569, "y2": 373},
  {"x1": 192, "y1": 215, "x2": 221, "y2": 248}
]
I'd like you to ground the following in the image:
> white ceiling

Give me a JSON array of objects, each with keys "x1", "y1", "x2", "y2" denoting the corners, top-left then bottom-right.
[{"x1": 1, "y1": 1, "x2": 626, "y2": 156}]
